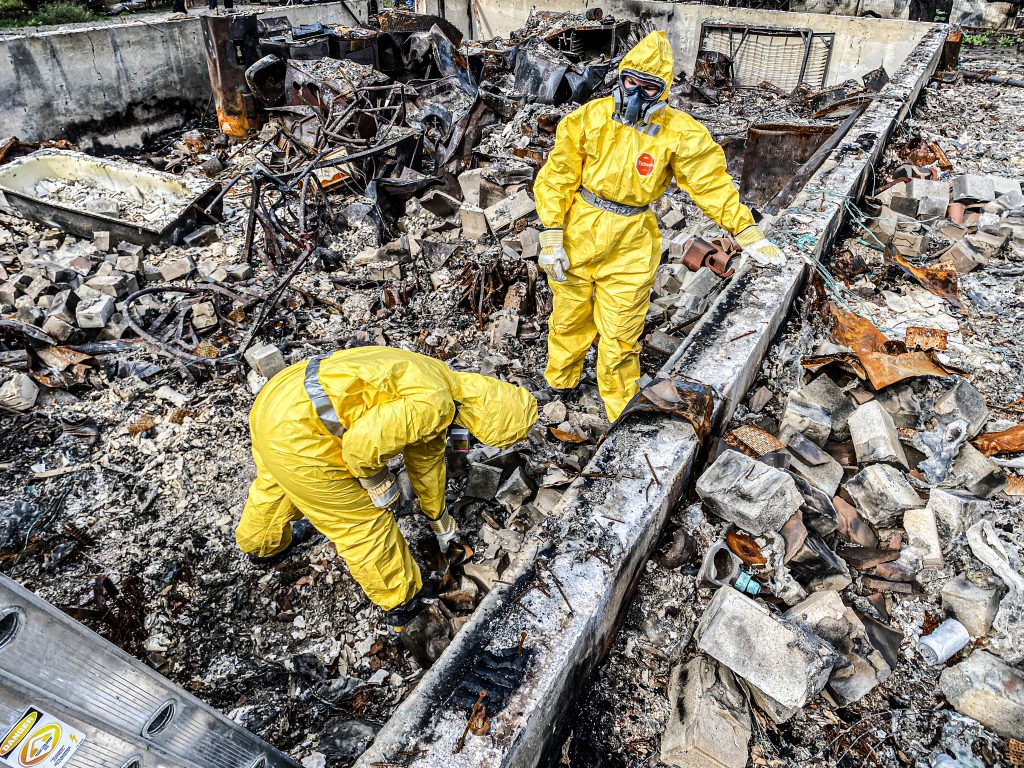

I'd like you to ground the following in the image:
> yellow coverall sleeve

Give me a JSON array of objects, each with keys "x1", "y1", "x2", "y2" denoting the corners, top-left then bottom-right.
[
  {"x1": 671, "y1": 125, "x2": 755, "y2": 236},
  {"x1": 341, "y1": 393, "x2": 455, "y2": 516},
  {"x1": 534, "y1": 107, "x2": 586, "y2": 229}
]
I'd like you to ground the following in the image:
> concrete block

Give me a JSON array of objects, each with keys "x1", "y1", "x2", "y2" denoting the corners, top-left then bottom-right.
[
  {"x1": 459, "y1": 204, "x2": 488, "y2": 240},
  {"x1": 888, "y1": 195, "x2": 919, "y2": 218},
  {"x1": 942, "y1": 574, "x2": 1002, "y2": 637},
  {"x1": 927, "y1": 487, "x2": 990, "y2": 541},
  {"x1": 495, "y1": 467, "x2": 532, "y2": 511},
  {"x1": 183, "y1": 225, "x2": 218, "y2": 247},
  {"x1": 848, "y1": 400, "x2": 908, "y2": 467},
  {"x1": 0, "y1": 373, "x2": 39, "y2": 411},
  {"x1": 696, "y1": 449, "x2": 803, "y2": 535},
  {"x1": 519, "y1": 228, "x2": 540, "y2": 261},
  {"x1": 779, "y1": 391, "x2": 832, "y2": 446},
  {"x1": 243, "y1": 343, "x2": 286, "y2": 379},
  {"x1": 996, "y1": 189, "x2": 1024, "y2": 211},
  {"x1": 0, "y1": 283, "x2": 17, "y2": 306},
  {"x1": 85, "y1": 272, "x2": 136, "y2": 299},
  {"x1": 990, "y1": 176, "x2": 1022, "y2": 197},
  {"x1": 939, "y1": 650, "x2": 1024, "y2": 739},
  {"x1": 224, "y1": 263, "x2": 254, "y2": 281},
  {"x1": 16, "y1": 305, "x2": 44, "y2": 326},
  {"x1": 965, "y1": 230, "x2": 1008, "y2": 258},
  {"x1": 903, "y1": 506, "x2": 943, "y2": 568},
  {"x1": 875, "y1": 180, "x2": 907, "y2": 206},
  {"x1": 484, "y1": 190, "x2": 535, "y2": 233},
  {"x1": 115, "y1": 251, "x2": 144, "y2": 275},
  {"x1": 465, "y1": 462, "x2": 503, "y2": 500},
  {"x1": 654, "y1": 264, "x2": 686, "y2": 296},
  {"x1": 660, "y1": 657, "x2": 751, "y2": 768},
  {"x1": 457, "y1": 169, "x2": 507, "y2": 209},
  {"x1": 24, "y1": 275, "x2": 54, "y2": 301},
  {"x1": 802, "y1": 373, "x2": 853, "y2": 440},
  {"x1": 949, "y1": 443, "x2": 1008, "y2": 498},
  {"x1": 696, "y1": 587, "x2": 836, "y2": 716},
  {"x1": 97, "y1": 312, "x2": 129, "y2": 340},
  {"x1": 191, "y1": 301, "x2": 217, "y2": 330},
  {"x1": 93, "y1": 231, "x2": 112, "y2": 252},
  {"x1": 934, "y1": 378, "x2": 989, "y2": 440},
  {"x1": 419, "y1": 190, "x2": 462, "y2": 218},
  {"x1": 680, "y1": 266, "x2": 721, "y2": 301},
  {"x1": 785, "y1": 445, "x2": 844, "y2": 498},
  {"x1": 116, "y1": 241, "x2": 143, "y2": 258},
  {"x1": 951, "y1": 174, "x2": 996, "y2": 203},
  {"x1": 892, "y1": 228, "x2": 930, "y2": 256},
  {"x1": 940, "y1": 239, "x2": 987, "y2": 273},
  {"x1": 159, "y1": 256, "x2": 196, "y2": 282},
  {"x1": 46, "y1": 290, "x2": 78, "y2": 324},
  {"x1": 647, "y1": 330, "x2": 684, "y2": 357},
  {"x1": 41, "y1": 315, "x2": 74, "y2": 342},
  {"x1": 845, "y1": 464, "x2": 924, "y2": 526},
  {"x1": 906, "y1": 178, "x2": 950, "y2": 206},
  {"x1": 784, "y1": 590, "x2": 892, "y2": 706},
  {"x1": 75, "y1": 294, "x2": 115, "y2": 329}
]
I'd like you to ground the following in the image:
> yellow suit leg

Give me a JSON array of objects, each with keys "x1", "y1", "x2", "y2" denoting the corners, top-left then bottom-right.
[
  {"x1": 403, "y1": 431, "x2": 448, "y2": 519},
  {"x1": 236, "y1": 445, "x2": 304, "y2": 558},
  {"x1": 544, "y1": 269, "x2": 597, "y2": 391},
  {"x1": 591, "y1": 215, "x2": 661, "y2": 422},
  {"x1": 592, "y1": 269, "x2": 656, "y2": 422}
]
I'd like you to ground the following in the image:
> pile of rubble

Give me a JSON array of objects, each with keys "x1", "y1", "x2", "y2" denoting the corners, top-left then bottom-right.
[{"x1": 566, "y1": 41, "x2": 1024, "y2": 768}]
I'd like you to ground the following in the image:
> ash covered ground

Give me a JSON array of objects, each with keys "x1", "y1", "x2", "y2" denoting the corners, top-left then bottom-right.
[
  {"x1": 2, "y1": 14, "x2": 1022, "y2": 768},
  {"x1": 566, "y1": 42, "x2": 1024, "y2": 768}
]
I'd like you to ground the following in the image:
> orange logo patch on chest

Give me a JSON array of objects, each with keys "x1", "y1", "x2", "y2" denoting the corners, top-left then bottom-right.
[{"x1": 635, "y1": 152, "x2": 655, "y2": 177}]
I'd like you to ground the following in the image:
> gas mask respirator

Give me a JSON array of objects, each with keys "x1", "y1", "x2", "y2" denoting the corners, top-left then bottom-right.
[{"x1": 616, "y1": 69, "x2": 667, "y2": 127}]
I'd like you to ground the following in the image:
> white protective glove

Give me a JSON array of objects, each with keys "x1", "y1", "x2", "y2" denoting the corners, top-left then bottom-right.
[
  {"x1": 358, "y1": 467, "x2": 401, "y2": 512},
  {"x1": 428, "y1": 509, "x2": 459, "y2": 553},
  {"x1": 538, "y1": 228, "x2": 569, "y2": 283},
  {"x1": 735, "y1": 224, "x2": 785, "y2": 267}
]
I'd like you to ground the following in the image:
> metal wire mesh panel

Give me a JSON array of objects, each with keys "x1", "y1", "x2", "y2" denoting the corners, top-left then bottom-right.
[{"x1": 699, "y1": 22, "x2": 834, "y2": 90}]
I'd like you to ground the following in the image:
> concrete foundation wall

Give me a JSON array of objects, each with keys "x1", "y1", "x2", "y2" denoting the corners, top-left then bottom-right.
[
  {"x1": 439, "y1": 0, "x2": 933, "y2": 85},
  {"x1": 0, "y1": 2, "x2": 369, "y2": 150}
]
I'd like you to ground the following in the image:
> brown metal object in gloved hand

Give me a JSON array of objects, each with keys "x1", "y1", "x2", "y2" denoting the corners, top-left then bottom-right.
[{"x1": 680, "y1": 235, "x2": 739, "y2": 278}]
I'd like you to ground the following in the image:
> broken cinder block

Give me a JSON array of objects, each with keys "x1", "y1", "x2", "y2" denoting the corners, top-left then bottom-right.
[
  {"x1": 927, "y1": 487, "x2": 990, "y2": 542},
  {"x1": 844, "y1": 464, "x2": 924, "y2": 526},
  {"x1": 779, "y1": 391, "x2": 832, "y2": 447},
  {"x1": 465, "y1": 463, "x2": 503, "y2": 501},
  {"x1": 75, "y1": 294, "x2": 115, "y2": 329},
  {"x1": 0, "y1": 372, "x2": 40, "y2": 411},
  {"x1": 847, "y1": 400, "x2": 908, "y2": 467},
  {"x1": 696, "y1": 449, "x2": 803, "y2": 535},
  {"x1": 934, "y1": 377, "x2": 989, "y2": 439},
  {"x1": 243, "y1": 343, "x2": 286, "y2": 379},
  {"x1": 660, "y1": 657, "x2": 751, "y2": 768},
  {"x1": 942, "y1": 574, "x2": 1002, "y2": 638},
  {"x1": 696, "y1": 587, "x2": 836, "y2": 719},
  {"x1": 484, "y1": 190, "x2": 535, "y2": 234},
  {"x1": 951, "y1": 174, "x2": 996, "y2": 204},
  {"x1": 939, "y1": 650, "x2": 1024, "y2": 740},
  {"x1": 903, "y1": 506, "x2": 943, "y2": 568},
  {"x1": 459, "y1": 204, "x2": 488, "y2": 240}
]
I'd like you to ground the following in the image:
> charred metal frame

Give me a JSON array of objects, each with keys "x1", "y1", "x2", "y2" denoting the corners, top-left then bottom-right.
[{"x1": 698, "y1": 21, "x2": 835, "y2": 89}]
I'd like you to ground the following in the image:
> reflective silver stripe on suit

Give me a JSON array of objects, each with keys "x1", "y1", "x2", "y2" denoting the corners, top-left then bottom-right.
[
  {"x1": 304, "y1": 355, "x2": 345, "y2": 437},
  {"x1": 579, "y1": 187, "x2": 651, "y2": 216}
]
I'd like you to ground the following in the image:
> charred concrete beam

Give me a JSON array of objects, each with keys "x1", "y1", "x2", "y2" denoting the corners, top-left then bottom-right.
[{"x1": 354, "y1": 22, "x2": 948, "y2": 768}]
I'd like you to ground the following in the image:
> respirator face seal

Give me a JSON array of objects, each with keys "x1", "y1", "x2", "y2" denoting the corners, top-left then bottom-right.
[{"x1": 617, "y1": 68, "x2": 668, "y2": 125}]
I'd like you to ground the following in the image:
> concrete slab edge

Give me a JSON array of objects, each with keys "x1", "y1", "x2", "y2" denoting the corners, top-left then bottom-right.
[{"x1": 354, "y1": 22, "x2": 949, "y2": 768}]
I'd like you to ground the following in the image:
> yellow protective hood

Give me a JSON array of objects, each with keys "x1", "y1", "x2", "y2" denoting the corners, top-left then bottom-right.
[
  {"x1": 618, "y1": 30, "x2": 674, "y2": 98},
  {"x1": 453, "y1": 372, "x2": 538, "y2": 449}
]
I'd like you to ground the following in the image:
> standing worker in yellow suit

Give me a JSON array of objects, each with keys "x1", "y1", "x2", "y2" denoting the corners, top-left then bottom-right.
[
  {"x1": 534, "y1": 30, "x2": 783, "y2": 422},
  {"x1": 235, "y1": 346, "x2": 537, "y2": 623}
]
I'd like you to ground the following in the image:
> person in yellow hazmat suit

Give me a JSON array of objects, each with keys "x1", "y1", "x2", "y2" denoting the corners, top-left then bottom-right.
[
  {"x1": 235, "y1": 346, "x2": 537, "y2": 624},
  {"x1": 533, "y1": 30, "x2": 783, "y2": 422}
]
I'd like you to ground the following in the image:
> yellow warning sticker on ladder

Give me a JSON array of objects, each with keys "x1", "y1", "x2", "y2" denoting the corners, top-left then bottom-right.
[{"x1": 0, "y1": 708, "x2": 85, "y2": 768}]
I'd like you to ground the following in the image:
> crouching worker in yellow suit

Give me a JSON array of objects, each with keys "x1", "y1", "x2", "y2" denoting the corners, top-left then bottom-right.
[
  {"x1": 534, "y1": 30, "x2": 783, "y2": 423},
  {"x1": 235, "y1": 346, "x2": 537, "y2": 626}
]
